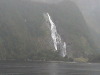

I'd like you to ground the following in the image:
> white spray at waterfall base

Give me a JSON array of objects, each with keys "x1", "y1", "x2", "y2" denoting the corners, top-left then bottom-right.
[{"x1": 44, "y1": 13, "x2": 67, "y2": 57}]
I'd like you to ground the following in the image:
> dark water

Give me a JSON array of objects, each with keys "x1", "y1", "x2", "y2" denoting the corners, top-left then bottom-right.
[{"x1": 0, "y1": 61, "x2": 100, "y2": 75}]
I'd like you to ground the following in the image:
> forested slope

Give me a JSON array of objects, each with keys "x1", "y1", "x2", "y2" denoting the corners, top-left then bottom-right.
[{"x1": 0, "y1": 0, "x2": 96, "y2": 61}]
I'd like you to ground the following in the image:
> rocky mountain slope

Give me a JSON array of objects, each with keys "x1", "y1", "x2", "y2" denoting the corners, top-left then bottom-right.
[{"x1": 0, "y1": 0, "x2": 96, "y2": 60}]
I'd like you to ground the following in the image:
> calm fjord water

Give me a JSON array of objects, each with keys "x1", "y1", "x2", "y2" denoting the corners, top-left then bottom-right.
[{"x1": 0, "y1": 61, "x2": 100, "y2": 75}]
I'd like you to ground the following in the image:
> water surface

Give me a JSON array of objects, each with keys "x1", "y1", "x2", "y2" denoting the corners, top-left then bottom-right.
[{"x1": 0, "y1": 61, "x2": 100, "y2": 75}]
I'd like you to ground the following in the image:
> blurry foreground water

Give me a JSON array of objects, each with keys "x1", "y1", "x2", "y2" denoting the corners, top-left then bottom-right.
[{"x1": 0, "y1": 61, "x2": 100, "y2": 75}]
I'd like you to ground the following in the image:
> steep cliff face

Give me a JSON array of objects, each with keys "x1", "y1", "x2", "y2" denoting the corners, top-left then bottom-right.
[
  {"x1": 0, "y1": 0, "x2": 95, "y2": 60},
  {"x1": 71, "y1": 0, "x2": 100, "y2": 52},
  {"x1": 47, "y1": 1, "x2": 93, "y2": 58}
]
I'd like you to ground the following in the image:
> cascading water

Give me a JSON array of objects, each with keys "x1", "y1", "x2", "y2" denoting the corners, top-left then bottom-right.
[{"x1": 44, "y1": 13, "x2": 67, "y2": 57}]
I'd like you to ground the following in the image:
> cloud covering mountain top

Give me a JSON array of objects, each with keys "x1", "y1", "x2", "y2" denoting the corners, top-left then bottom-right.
[{"x1": 71, "y1": 0, "x2": 100, "y2": 33}]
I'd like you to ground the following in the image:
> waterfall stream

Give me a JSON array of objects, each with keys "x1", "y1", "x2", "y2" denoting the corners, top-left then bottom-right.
[{"x1": 44, "y1": 13, "x2": 67, "y2": 57}]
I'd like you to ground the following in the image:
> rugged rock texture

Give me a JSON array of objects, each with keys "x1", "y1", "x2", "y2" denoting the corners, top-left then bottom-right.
[{"x1": 0, "y1": 0, "x2": 96, "y2": 60}]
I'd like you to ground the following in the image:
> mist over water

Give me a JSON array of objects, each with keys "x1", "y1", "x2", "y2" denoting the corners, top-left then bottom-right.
[{"x1": 44, "y1": 13, "x2": 67, "y2": 57}]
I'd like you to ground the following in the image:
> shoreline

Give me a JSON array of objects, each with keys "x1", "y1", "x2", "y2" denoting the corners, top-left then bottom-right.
[{"x1": 0, "y1": 60, "x2": 99, "y2": 64}]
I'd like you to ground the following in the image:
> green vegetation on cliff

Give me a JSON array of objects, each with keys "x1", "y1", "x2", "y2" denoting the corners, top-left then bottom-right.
[{"x1": 0, "y1": 0, "x2": 97, "y2": 61}]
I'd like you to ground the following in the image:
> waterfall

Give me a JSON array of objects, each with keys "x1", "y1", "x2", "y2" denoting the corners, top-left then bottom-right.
[{"x1": 44, "y1": 13, "x2": 67, "y2": 57}]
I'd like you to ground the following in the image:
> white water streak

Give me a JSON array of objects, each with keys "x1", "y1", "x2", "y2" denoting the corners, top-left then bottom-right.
[{"x1": 44, "y1": 13, "x2": 67, "y2": 57}]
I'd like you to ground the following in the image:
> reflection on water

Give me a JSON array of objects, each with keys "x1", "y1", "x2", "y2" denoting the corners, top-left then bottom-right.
[
  {"x1": 48, "y1": 63, "x2": 59, "y2": 75},
  {"x1": 0, "y1": 62, "x2": 100, "y2": 75}
]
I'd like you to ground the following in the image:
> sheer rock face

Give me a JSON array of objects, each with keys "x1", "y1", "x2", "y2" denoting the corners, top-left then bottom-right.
[{"x1": 0, "y1": 0, "x2": 94, "y2": 59}]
